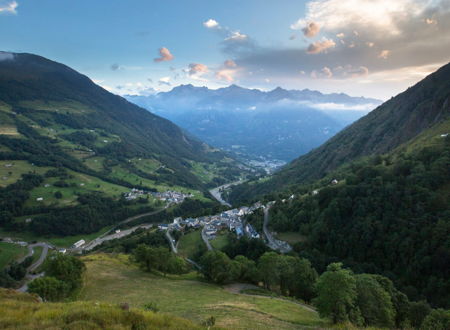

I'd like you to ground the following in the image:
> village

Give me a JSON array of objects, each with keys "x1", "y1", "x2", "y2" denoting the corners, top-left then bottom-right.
[
  {"x1": 124, "y1": 188, "x2": 193, "y2": 204},
  {"x1": 158, "y1": 202, "x2": 264, "y2": 242}
]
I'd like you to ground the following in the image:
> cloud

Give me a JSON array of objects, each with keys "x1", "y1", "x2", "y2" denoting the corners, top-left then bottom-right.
[
  {"x1": 215, "y1": 69, "x2": 236, "y2": 82},
  {"x1": 203, "y1": 18, "x2": 219, "y2": 29},
  {"x1": 307, "y1": 38, "x2": 336, "y2": 54},
  {"x1": 0, "y1": 1, "x2": 17, "y2": 14},
  {"x1": 378, "y1": 50, "x2": 390, "y2": 59},
  {"x1": 311, "y1": 66, "x2": 333, "y2": 79},
  {"x1": 224, "y1": 59, "x2": 237, "y2": 68},
  {"x1": 225, "y1": 31, "x2": 248, "y2": 42},
  {"x1": 291, "y1": 19, "x2": 321, "y2": 38},
  {"x1": 188, "y1": 63, "x2": 208, "y2": 76},
  {"x1": 0, "y1": 51, "x2": 14, "y2": 61},
  {"x1": 158, "y1": 77, "x2": 171, "y2": 86},
  {"x1": 154, "y1": 47, "x2": 174, "y2": 62},
  {"x1": 110, "y1": 63, "x2": 122, "y2": 71},
  {"x1": 303, "y1": 22, "x2": 321, "y2": 38},
  {"x1": 334, "y1": 65, "x2": 369, "y2": 78}
]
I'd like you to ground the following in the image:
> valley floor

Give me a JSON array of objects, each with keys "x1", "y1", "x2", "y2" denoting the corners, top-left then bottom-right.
[{"x1": 78, "y1": 254, "x2": 327, "y2": 329}]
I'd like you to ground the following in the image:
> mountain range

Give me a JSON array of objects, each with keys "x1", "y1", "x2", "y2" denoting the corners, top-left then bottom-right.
[
  {"x1": 228, "y1": 62, "x2": 450, "y2": 308},
  {"x1": 126, "y1": 85, "x2": 382, "y2": 162},
  {"x1": 0, "y1": 53, "x2": 248, "y2": 237}
]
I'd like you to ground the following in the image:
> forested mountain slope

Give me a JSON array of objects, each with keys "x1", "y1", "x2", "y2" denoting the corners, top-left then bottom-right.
[
  {"x1": 230, "y1": 62, "x2": 450, "y2": 200},
  {"x1": 0, "y1": 53, "x2": 245, "y2": 236}
]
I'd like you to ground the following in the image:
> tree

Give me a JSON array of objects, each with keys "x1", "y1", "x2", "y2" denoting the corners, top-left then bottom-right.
[
  {"x1": 54, "y1": 191, "x2": 63, "y2": 199},
  {"x1": 409, "y1": 300, "x2": 432, "y2": 328},
  {"x1": 421, "y1": 309, "x2": 450, "y2": 330},
  {"x1": 28, "y1": 276, "x2": 68, "y2": 301},
  {"x1": 288, "y1": 257, "x2": 318, "y2": 303},
  {"x1": 354, "y1": 274, "x2": 395, "y2": 328},
  {"x1": 257, "y1": 252, "x2": 281, "y2": 290},
  {"x1": 45, "y1": 254, "x2": 85, "y2": 292},
  {"x1": 200, "y1": 251, "x2": 236, "y2": 284},
  {"x1": 234, "y1": 255, "x2": 258, "y2": 283},
  {"x1": 313, "y1": 263, "x2": 358, "y2": 324}
]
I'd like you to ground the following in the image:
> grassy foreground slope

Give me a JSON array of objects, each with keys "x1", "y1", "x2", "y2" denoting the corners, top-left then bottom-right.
[
  {"x1": 78, "y1": 254, "x2": 326, "y2": 329},
  {"x1": 0, "y1": 288, "x2": 203, "y2": 329}
]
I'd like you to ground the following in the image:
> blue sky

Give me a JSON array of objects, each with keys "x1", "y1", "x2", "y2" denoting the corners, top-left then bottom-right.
[{"x1": 1, "y1": 0, "x2": 450, "y2": 99}]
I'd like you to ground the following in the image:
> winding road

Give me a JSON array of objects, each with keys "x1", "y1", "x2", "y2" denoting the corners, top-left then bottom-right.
[
  {"x1": 263, "y1": 206, "x2": 292, "y2": 253},
  {"x1": 201, "y1": 227, "x2": 213, "y2": 251},
  {"x1": 16, "y1": 243, "x2": 50, "y2": 292},
  {"x1": 209, "y1": 180, "x2": 244, "y2": 207},
  {"x1": 78, "y1": 206, "x2": 169, "y2": 251},
  {"x1": 165, "y1": 230, "x2": 178, "y2": 254}
]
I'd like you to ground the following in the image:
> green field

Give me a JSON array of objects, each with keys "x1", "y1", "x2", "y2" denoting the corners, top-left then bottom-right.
[
  {"x1": 0, "y1": 242, "x2": 28, "y2": 269},
  {"x1": 0, "y1": 225, "x2": 113, "y2": 248},
  {"x1": 0, "y1": 161, "x2": 52, "y2": 187},
  {"x1": 178, "y1": 230, "x2": 206, "y2": 259},
  {"x1": 275, "y1": 232, "x2": 307, "y2": 245},
  {"x1": 25, "y1": 170, "x2": 130, "y2": 208},
  {"x1": 78, "y1": 254, "x2": 327, "y2": 329},
  {"x1": 210, "y1": 233, "x2": 229, "y2": 250}
]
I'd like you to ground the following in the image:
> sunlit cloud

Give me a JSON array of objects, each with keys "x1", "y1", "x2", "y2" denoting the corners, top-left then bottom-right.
[
  {"x1": 154, "y1": 47, "x2": 174, "y2": 62},
  {"x1": 158, "y1": 76, "x2": 171, "y2": 86},
  {"x1": 291, "y1": 20, "x2": 321, "y2": 38},
  {"x1": 203, "y1": 18, "x2": 219, "y2": 29},
  {"x1": 188, "y1": 63, "x2": 208, "y2": 76},
  {"x1": 0, "y1": 1, "x2": 18, "y2": 14},
  {"x1": 378, "y1": 50, "x2": 390, "y2": 59},
  {"x1": 307, "y1": 38, "x2": 336, "y2": 54}
]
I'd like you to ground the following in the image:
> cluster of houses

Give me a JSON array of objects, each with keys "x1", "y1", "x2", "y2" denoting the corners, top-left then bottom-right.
[
  {"x1": 124, "y1": 189, "x2": 193, "y2": 204},
  {"x1": 151, "y1": 190, "x2": 193, "y2": 204},
  {"x1": 159, "y1": 202, "x2": 264, "y2": 240}
]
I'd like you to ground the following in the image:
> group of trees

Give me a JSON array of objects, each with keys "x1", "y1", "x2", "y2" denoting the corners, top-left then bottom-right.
[
  {"x1": 315, "y1": 263, "x2": 450, "y2": 329},
  {"x1": 267, "y1": 142, "x2": 450, "y2": 308},
  {"x1": 132, "y1": 245, "x2": 188, "y2": 276},
  {"x1": 0, "y1": 256, "x2": 33, "y2": 288},
  {"x1": 28, "y1": 254, "x2": 85, "y2": 301},
  {"x1": 199, "y1": 250, "x2": 317, "y2": 303}
]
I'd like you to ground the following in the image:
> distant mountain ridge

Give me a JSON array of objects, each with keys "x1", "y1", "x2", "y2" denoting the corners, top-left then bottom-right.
[
  {"x1": 126, "y1": 85, "x2": 382, "y2": 161},
  {"x1": 229, "y1": 62, "x2": 450, "y2": 200},
  {"x1": 0, "y1": 52, "x2": 250, "y2": 237}
]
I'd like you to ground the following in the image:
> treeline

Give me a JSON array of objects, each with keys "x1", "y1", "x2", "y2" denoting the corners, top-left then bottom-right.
[
  {"x1": 132, "y1": 245, "x2": 188, "y2": 276},
  {"x1": 92, "y1": 229, "x2": 169, "y2": 253},
  {"x1": 266, "y1": 142, "x2": 450, "y2": 308},
  {"x1": 0, "y1": 255, "x2": 34, "y2": 288},
  {"x1": 198, "y1": 249, "x2": 449, "y2": 329},
  {"x1": 28, "y1": 254, "x2": 85, "y2": 301}
]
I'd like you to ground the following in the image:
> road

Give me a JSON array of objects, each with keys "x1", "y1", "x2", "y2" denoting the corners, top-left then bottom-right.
[
  {"x1": 165, "y1": 230, "x2": 178, "y2": 254},
  {"x1": 201, "y1": 227, "x2": 213, "y2": 251},
  {"x1": 263, "y1": 206, "x2": 292, "y2": 253},
  {"x1": 82, "y1": 223, "x2": 154, "y2": 251},
  {"x1": 16, "y1": 243, "x2": 50, "y2": 293},
  {"x1": 209, "y1": 180, "x2": 244, "y2": 207},
  {"x1": 76, "y1": 206, "x2": 169, "y2": 251}
]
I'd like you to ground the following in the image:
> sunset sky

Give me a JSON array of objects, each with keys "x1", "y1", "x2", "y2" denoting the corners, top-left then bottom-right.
[{"x1": 1, "y1": 0, "x2": 449, "y2": 99}]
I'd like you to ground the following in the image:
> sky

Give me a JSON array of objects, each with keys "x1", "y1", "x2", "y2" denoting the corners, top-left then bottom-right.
[{"x1": 1, "y1": 0, "x2": 449, "y2": 100}]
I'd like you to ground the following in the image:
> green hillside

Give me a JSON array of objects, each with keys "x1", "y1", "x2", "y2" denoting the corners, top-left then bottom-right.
[
  {"x1": 0, "y1": 53, "x2": 248, "y2": 238},
  {"x1": 229, "y1": 62, "x2": 450, "y2": 202},
  {"x1": 78, "y1": 254, "x2": 327, "y2": 329},
  {"x1": 0, "y1": 288, "x2": 204, "y2": 329}
]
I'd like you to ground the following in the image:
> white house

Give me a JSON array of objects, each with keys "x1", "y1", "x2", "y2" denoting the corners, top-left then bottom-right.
[{"x1": 73, "y1": 239, "x2": 86, "y2": 249}]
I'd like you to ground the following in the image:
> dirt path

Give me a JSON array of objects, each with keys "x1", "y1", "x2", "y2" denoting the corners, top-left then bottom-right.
[{"x1": 223, "y1": 283, "x2": 317, "y2": 313}]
